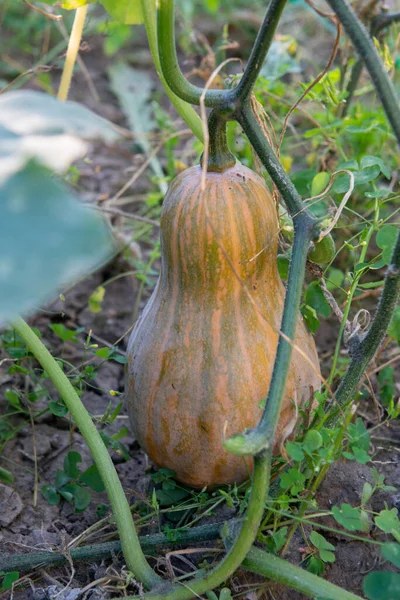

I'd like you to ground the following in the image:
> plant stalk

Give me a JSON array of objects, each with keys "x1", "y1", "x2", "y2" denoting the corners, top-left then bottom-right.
[
  {"x1": 232, "y1": 0, "x2": 288, "y2": 102},
  {"x1": 243, "y1": 546, "x2": 364, "y2": 600},
  {"x1": 11, "y1": 317, "x2": 161, "y2": 589},
  {"x1": 239, "y1": 104, "x2": 315, "y2": 220},
  {"x1": 124, "y1": 453, "x2": 272, "y2": 600},
  {"x1": 157, "y1": 0, "x2": 232, "y2": 107},
  {"x1": 57, "y1": 6, "x2": 87, "y2": 102},
  {"x1": 140, "y1": 0, "x2": 204, "y2": 141}
]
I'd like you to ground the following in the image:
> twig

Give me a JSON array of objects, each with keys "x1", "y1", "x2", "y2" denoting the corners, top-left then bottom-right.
[
  {"x1": 94, "y1": 206, "x2": 159, "y2": 227},
  {"x1": 58, "y1": 6, "x2": 88, "y2": 101}
]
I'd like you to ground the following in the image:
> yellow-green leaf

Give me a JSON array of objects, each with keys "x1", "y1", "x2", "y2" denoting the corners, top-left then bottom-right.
[
  {"x1": 89, "y1": 286, "x2": 105, "y2": 313},
  {"x1": 62, "y1": 0, "x2": 96, "y2": 9},
  {"x1": 100, "y1": 0, "x2": 143, "y2": 24}
]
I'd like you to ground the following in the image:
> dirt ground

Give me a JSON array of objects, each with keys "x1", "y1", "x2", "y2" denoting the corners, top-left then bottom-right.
[{"x1": 1, "y1": 16, "x2": 399, "y2": 600}]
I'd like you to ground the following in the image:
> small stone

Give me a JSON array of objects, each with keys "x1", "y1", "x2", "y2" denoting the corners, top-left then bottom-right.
[{"x1": 0, "y1": 484, "x2": 23, "y2": 526}]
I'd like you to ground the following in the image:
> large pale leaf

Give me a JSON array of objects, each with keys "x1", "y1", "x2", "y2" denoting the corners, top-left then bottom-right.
[
  {"x1": 0, "y1": 90, "x2": 122, "y2": 181},
  {"x1": 0, "y1": 124, "x2": 87, "y2": 182},
  {"x1": 0, "y1": 91, "x2": 120, "y2": 141},
  {"x1": 0, "y1": 162, "x2": 113, "y2": 324},
  {"x1": 108, "y1": 63, "x2": 167, "y2": 194}
]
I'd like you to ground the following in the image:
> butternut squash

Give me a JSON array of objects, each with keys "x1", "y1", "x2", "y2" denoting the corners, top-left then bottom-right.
[{"x1": 126, "y1": 162, "x2": 320, "y2": 488}]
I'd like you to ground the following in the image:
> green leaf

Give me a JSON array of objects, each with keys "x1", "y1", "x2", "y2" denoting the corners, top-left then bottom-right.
[
  {"x1": 49, "y1": 323, "x2": 79, "y2": 343},
  {"x1": 219, "y1": 589, "x2": 232, "y2": 600},
  {"x1": 311, "y1": 172, "x2": 331, "y2": 197},
  {"x1": 277, "y1": 254, "x2": 290, "y2": 280},
  {"x1": 62, "y1": 0, "x2": 93, "y2": 8},
  {"x1": 301, "y1": 304, "x2": 320, "y2": 334},
  {"x1": 280, "y1": 467, "x2": 306, "y2": 495},
  {"x1": 382, "y1": 542, "x2": 400, "y2": 569},
  {"x1": 376, "y1": 225, "x2": 398, "y2": 266},
  {"x1": 4, "y1": 389, "x2": 20, "y2": 408},
  {"x1": 305, "y1": 282, "x2": 331, "y2": 318},
  {"x1": 62, "y1": 0, "x2": 96, "y2": 8},
  {"x1": 286, "y1": 441, "x2": 305, "y2": 461},
  {"x1": 360, "y1": 155, "x2": 391, "y2": 179},
  {"x1": 0, "y1": 467, "x2": 14, "y2": 484},
  {"x1": 348, "y1": 418, "x2": 370, "y2": 452},
  {"x1": 100, "y1": 0, "x2": 143, "y2": 25},
  {"x1": 310, "y1": 531, "x2": 335, "y2": 563},
  {"x1": 307, "y1": 556, "x2": 325, "y2": 575},
  {"x1": 0, "y1": 571, "x2": 19, "y2": 591},
  {"x1": 41, "y1": 484, "x2": 61, "y2": 505},
  {"x1": 332, "y1": 504, "x2": 363, "y2": 531},
  {"x1": 88, "y1": 285, "x2": 105, "y2": 313},
  {"x1": 49, "y1": 401, "x2": 69, "y2": 417},
  {"x1": 351, "y1": 447, "x2": 371, "y2": 465},
  {"x1": 71, "y1": 484, "x2": 92, "y2": 511},
  {"x1": 0, "y1": 91, "x2": 120, "y2": 180},
  {"x1": 375, "y1": 508, "x2": 400, "y2": 539},
  {"x1": 79, "y1": 464, "x2": 105, "y2": 493},
  {"x1": 55, "y1": 469, "x2": 71, "y2": 489},
  {"x1": 363, "y1": 571, "x2": 400, "y2": 600},
  {"x1": 361, "y1": 482, "x2": 373, "y2": 506},
  {"x1": 63, "y1": 451, "x2": 82, "y2": 478},
  {"x1": 303, "y1": 430, "x2": 323, "y2": 453},
  {"x1": 156, "y1": 486, "x2": 190, "y2": 507},
  {"x1": 0, "y1": 162, "x2": 113, "y2": 325},
  {"x1": 0, "y1": 90, "x2": 119, "y2": 142}
]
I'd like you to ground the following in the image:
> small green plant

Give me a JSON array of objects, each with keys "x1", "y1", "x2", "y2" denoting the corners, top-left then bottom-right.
[{"x1": 41, "y1": 451, "x2": 105, "y2": 512}]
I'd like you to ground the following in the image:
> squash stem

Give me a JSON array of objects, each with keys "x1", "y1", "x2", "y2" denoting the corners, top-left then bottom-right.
[
  {"x1": 11, "y1": 317, "x2": 161, "y2": 590},
  {"x1": 202, "y1": 110, "x2": 236, "y2": 172}
]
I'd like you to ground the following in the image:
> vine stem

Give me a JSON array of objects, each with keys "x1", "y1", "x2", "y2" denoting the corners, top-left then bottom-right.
[
  {"x1": 327, "y1": 229, "x2": 400, "y2": 425},
  {"x1": 157, "y1": 0, "x2": 286, "y2": 110},
  {"x1": 342, "y1": 11, "x2": 400, "y2": 117},
  {"x1": 125, "y1": 453, "x2": 272, "y2": 600},
  {"x1": 11, "y1": 317, "x2": 161, "y2": 590},
  {"x1": 239, "y1": 104, "x2": 316, "y2": 222},
  {"x1": 242, "y1": 546, "x2": 364, "y2": 600},
  {"x1": 231, "y1": 0, "x2": 287, "y2": 102},
  {"x1": 140, "y1": 0, "x2": 204, "y2": 141},
  {"x1": 327, "y1": 0, "x2": 400, "y2": 140},
  {"x1": 57, "y1": 6, "x2": 87, "y2": 102}
]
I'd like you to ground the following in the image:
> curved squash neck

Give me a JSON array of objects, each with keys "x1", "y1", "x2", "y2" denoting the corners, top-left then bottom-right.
[{"x1": 201, "y1": 110, "x2": 236, "y2": 173}]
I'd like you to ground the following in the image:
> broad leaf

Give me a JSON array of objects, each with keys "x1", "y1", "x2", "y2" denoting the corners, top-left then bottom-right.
[
  {"x1": 108, "y1": 62, "x2": 167, "y2": 194},
  {"x1": 0, "y1": 90, "x2": 120, "y2": 140},
  {"x1": 0, "y1": 162, "x2": 113, "y2": 324},
  {"x1": 0, "y1": 91, "x2": 121, "y2": 180},
  {"x1": 363, "y1": 571, "x2": 400, "y2": 600}
]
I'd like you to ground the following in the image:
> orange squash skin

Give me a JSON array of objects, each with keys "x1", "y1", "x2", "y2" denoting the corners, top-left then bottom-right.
[{"x1": 126, "y1": 163, "x2": 321, "y2": 488}]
